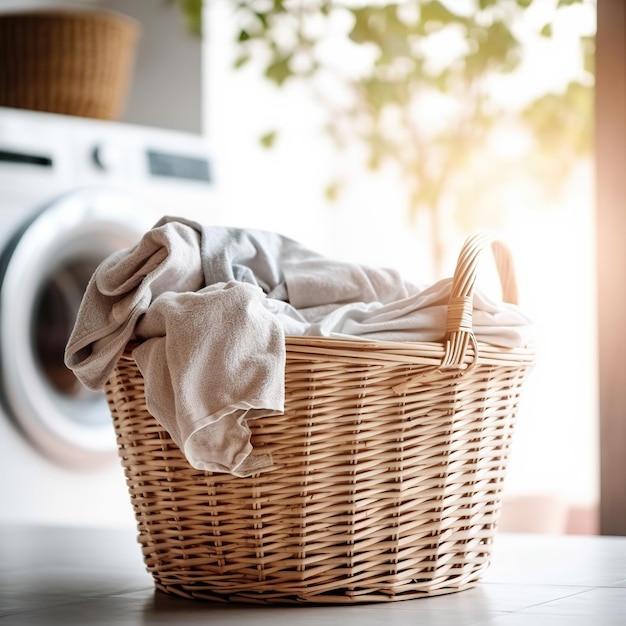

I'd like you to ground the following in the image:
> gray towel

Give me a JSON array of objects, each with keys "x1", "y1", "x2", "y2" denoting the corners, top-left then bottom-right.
[
  {"x1": 64, "y1": 218, "x2": 297, "y2": 476},
  {"x1": 133, "y1": 283, "x2": 284, "y2": 476},
  {"x1": 64, "y1": 219, "x2": 204, "y2": 391}
]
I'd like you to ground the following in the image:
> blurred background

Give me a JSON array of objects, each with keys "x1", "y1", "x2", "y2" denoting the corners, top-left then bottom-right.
[{"x1": 0, "y1": 0, "x2": 613, "y2": 536}]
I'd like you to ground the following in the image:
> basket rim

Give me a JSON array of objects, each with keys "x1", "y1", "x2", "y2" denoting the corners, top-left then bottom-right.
[
  {"x1": 121, "y1": 335, "x2": 535, "y2": 369},
  {"x1": 284, "y1": 333, "x2": 534, "y2": 351}
]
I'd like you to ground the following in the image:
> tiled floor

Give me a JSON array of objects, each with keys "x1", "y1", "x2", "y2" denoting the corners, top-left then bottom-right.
[{"x1": 1, "y1": 525, "x2": 625, "y2": 625}]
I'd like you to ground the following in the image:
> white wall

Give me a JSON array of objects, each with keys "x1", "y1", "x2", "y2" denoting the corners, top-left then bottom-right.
[{"x1": 97, "y1": 0, "x2": 203, "y2": 133}]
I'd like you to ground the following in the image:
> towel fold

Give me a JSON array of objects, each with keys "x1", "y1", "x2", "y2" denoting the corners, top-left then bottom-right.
[
  {"x1": 134, "y1": 282, "x2": 285, "y2": 476},
  {"x1": 64, "y1": 220, "x2": 204, "y2": 391},
  {"x1": 65, "y1": 216, "x2": 533, "y2": 476}
]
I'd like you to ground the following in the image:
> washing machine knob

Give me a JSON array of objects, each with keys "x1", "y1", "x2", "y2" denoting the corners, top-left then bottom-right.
[{"x1": 91, "y1": 144, "x2": 119, "y2": 172}]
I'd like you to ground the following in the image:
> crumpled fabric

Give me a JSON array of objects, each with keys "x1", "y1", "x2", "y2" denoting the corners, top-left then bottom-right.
[{"x1": 65, "y1": 216, "x2": 533, "y2": 476}]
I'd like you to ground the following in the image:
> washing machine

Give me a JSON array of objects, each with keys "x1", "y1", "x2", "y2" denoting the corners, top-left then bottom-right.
[{"x1": 0, "y1": 106, "x2": 218, "y2": 527}]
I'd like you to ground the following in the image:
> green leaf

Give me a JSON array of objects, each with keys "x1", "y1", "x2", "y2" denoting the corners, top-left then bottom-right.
[
  {"x1": 238, "y1": 29, "x2": 250, "y2": 42},
  {"x1": 349, "y1": 7, "x2": 381, "y2": 45},
  {"x1": 420, "y1": 0, "x2": 459, "y2": 23},
  {"x1": 465, "y1": 20, "x2": 520, "y2": 76},
  {"x1": 522, "y1": 80, "x2": 593, "y2": 158},
  {"x1": 516, "y1": 0, "x2": 533, "y2": 8},
  {"x1": 255, "y1": 12, "x2": 269, "y2": 28},
  {"x1": 260, "y1": 131, "x2": 277, "y2": 149},
  {"x1": 479, "y1": 0, "x2": 498, "y2": 9},
  {"x1": 581, "y1": 35, "x2": 595, "y2": 76},
  {"x1": 233, "y1": 54, "x2": 250, "y2": 70},
  {"x1": 264, "y1": 55, "x2": 293, "y2": 86},
  {"x1": 540, "y1": 23, "x2": 553, "y2": 38},
  {"x1": 176, "y1": 0, "x2": 202, "y2": 37},
  {"x1": 324, "y1": 181, "x2": 342, "y2": 202}
]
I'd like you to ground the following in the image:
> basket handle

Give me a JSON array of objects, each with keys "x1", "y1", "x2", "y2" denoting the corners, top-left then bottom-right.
[{"x1": 441, "y1": 231, "x2": 518, "y2": 369}]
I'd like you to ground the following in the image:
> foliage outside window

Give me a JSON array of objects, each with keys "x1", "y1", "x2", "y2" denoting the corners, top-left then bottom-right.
[{"x1": 177, "y1": 0, "x2": 594, "y2": 273}]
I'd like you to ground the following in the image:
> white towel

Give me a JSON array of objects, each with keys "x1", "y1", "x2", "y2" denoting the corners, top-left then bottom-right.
[
  {"x1": 65, "y1": 217, "x2": 533, "y2": 476},
  {"x1": 288, "y1": 277, "x2": 532, "y2": 346}
]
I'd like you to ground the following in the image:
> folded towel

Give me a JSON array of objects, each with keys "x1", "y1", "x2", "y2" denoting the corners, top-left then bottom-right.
[{"x1": 65, "y1": 217, "x2": 533, "y2": 476}]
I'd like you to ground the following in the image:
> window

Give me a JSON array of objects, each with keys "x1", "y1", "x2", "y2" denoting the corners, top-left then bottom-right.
[{"x1": 203, "y1": 0, "x2": 599, "y2": 533}]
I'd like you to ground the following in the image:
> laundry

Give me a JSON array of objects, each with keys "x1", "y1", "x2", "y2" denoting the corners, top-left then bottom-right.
[
  {"x1": 132, "y1": 282, "x2": 285, "y2": 476},
  {"x1": 65, "y1": 217, "x2": 533, "y2": 476}
]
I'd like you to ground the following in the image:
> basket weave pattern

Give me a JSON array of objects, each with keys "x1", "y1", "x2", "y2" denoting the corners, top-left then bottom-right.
[
  {"x1": 104, "y1": 234, "x2": 535, "y2": 604},
  {"x1": 0, "y1": 10, "x2": 138, "y2": 120}
]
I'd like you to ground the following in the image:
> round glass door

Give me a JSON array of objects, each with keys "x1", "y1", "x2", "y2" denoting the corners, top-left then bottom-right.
[{"x1": 0, "y1": 187, "x2": 156, "y2": 468}]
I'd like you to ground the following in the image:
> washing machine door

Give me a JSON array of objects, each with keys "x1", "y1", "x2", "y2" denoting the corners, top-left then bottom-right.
[{"x1": 0, "y1": 187, "x2": 157, "y2": 468}]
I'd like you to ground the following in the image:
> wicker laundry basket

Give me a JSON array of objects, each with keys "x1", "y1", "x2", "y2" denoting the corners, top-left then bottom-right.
[
  {"x1": 104, "y1": 232, "x2": 535, "y2": 604},
  {"x1": 0, "y1": 9, "x2": 138, "y2": 120}
]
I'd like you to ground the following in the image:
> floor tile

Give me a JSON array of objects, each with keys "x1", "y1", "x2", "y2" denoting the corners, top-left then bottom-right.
[
  {"x1": 0, "y1": 566, "x2": 151, "y2": 618},
  {"x1": 479, "y1": 613, "x2": 626, "y2": 626},
  {"x1": 484, "y1": 534, "x2": 626, "y2": 587},
  {"x1": 520, "y1": 587, "x2": 626, "y2": 618},
  {"x1": 0, "y1": 595, "x2": 73, "y2": 619},
  {"x1": 381, "y1": 583, "x2": 593, "y2": 614},
  {"x1": 0, "y1": 566, "x2": 150, "y2": 598},
  {"x1": 0, "y1": 525, "x2": 143, "y2": 571}
]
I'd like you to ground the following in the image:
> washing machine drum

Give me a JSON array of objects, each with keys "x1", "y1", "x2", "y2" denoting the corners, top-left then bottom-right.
[{"x1": 0, "y1": 188, "x2": 157, "y2": 468}]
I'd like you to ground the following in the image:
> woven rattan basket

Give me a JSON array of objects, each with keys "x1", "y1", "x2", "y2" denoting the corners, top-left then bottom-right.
[
  {"x1": 0, "y1": 9, "x2": 138, "y2": 120},
  {"x1": 104, "y1": 232, "x2": 535, "y2": 604}
]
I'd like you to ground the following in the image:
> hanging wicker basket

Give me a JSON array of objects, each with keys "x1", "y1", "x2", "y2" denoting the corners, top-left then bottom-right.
[
  {"x1": 104, "y1": 232, "x2": 535, "y2": 604},
  {"x1": 0, "y1": 9, "x2": 139, "y2": 120}
]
